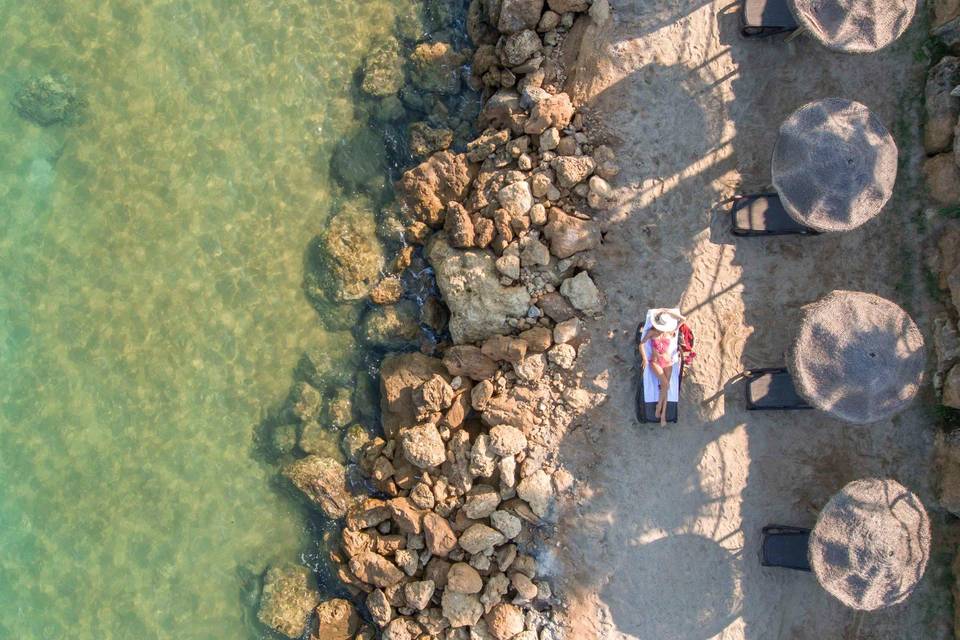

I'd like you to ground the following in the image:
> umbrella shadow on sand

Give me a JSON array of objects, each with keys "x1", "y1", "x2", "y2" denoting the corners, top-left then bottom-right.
[{"x1": 601, "y1": 533, "x2": 741, "y2": 640}]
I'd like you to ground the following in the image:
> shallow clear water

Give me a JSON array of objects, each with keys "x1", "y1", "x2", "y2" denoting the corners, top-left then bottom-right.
[{"x1": 0, "y1": 1, "x2": 416, "y2": 637}]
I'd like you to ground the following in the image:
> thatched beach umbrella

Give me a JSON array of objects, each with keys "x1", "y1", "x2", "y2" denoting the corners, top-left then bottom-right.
[
  {"x1": 788, "y1": 290, "x2": 924, "y2": 424},
  {"x1": 772, "y1": 98, "x2": 897, "y2": 233},
  {"x1": 809, "y1": 478, "x2": 930, "y2": 610},
  {"x1": 788, "y1": 0, "x2": 916, "y2": 53}
]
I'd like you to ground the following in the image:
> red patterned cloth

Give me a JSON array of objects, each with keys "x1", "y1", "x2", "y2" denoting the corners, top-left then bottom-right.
[{"x1": 679, "y1": 323, "x2": 696, "y2": 365}]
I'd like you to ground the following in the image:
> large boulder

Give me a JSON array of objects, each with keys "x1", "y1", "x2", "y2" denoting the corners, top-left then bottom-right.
[
  {"x1": 257, "y1": 564, "x2": 320, "y2": 638},
  {"x1": 427, "y1": 234, "x2": 532, "y2": 343},
  {"x1": 12, "y1": 73, "x2": 86, "y2": 126},
  {"x1": 501, "y1": 29, "x2": 542, "y2": 67},
  {"x1": 524, "y1": 92, "x2": 575, "y2": 135},
  {"x1": 925, "y1": 57, "x2": 960, "y2": 154},
  {"x1": 925, "y1": 153, "x2": 960, "y2": 205},
  {"x1": 486, "y1": 603, "x2": 525, "y2": 640},
  {"x1": 350, "y1": 551, "x2": 406, "y2": 588},
  {"x1": 362, "y1": 40, "x2": 405, "y2": 97},
  {"x1": 410, "y1": 42, "x2": 466, "y2": 95},
  {"x1": 544, "y1": 209, "x2": 601, "y2": 258},
  {"x1": 560, "y1": 271, "x2": 602, "y2": 314},
  {"x1": 315, "y1": 599, "x2": 361, "y2": 640},
  {"x1": 282, "y1": 456, "x2": 351, "y2": 518},
  {"x1": 380, "y1": 353, "x2": 450, "y2": 437},
  {"x1": 397, "y1": 151, "x2": 477, "y2": 228},
  {"x1": 310, "y1": 198, "x2": 386, "y2": 302},
  {"x1": 498, "y1": 0, "x2": 545, "y2": 33},
  {"x1": 361, "y1": 301, "x2": 421, "y2": 348}
]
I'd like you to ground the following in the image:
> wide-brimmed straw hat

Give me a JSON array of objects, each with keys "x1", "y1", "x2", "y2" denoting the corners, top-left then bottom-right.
[{"x1": 652, "y1": 311, "x2": 679, "y2": 333}]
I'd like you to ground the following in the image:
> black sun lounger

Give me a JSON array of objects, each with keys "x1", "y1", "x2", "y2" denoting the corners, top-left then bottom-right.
[
  {"x1": 760, "y1": 525, "x2": 812, "y2": 571},
  {"x1": 745, "y1": 368, "x2": 813, "y2": 410},
  {"x1": 731, "y1": 194, "x2": 819, "y2": 236},
  {"x1": 741, "y1": 0, "x2": 798, "y2": 37},
  {"x1": 635, "y1": 320, "x2": 683, "y2": 424}
]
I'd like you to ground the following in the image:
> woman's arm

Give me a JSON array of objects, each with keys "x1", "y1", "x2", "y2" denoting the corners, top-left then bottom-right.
[{"x1": 638, "y1": 331, "x2": 651, "y2": 367}]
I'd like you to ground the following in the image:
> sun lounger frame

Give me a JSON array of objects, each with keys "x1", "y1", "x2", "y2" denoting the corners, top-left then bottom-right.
[
  {"x1": 730, "y1": 193, "x2": 820, "y2": 237},
  {"x1": 745, "y1": 367, "x2": 813, "y2": 411},
  {"x1": 760, "y1": 525, "x2": 812, "y2": 571},
  {"x1": 740, "y1": 0, "x2": 799, "y2": 38}
]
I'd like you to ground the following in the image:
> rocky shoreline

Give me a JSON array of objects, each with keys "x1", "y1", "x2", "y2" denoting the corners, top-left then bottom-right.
[{"x1": 257, "y1": 1, "x2": 614, "y2": 638}]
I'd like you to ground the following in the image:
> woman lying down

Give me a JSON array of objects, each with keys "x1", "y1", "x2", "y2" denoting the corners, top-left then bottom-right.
[{"x1": 639, "y1": 308, "x2": 686, "y2": 425}]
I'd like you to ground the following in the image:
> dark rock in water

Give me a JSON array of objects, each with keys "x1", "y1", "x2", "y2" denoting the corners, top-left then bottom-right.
[
  {"x1": 352, "y1": 371, "x2": 380, "y2": 425},
  {"x1": 287, "y1": 381, "x2": 322, "y2": 422},
  {"x1": 12, "y1": 73, "x2": 86, "y2": 126},
  {"x1": 361, "y1": 300, "x2": 421, "y2": 349},
  {"x1": 409, "y1": 42, "x2": 466, "y2": 95},
  {"x1": 299, "y1": 421, "x2": 340, "y2": 457},
  {"x1": 308, "y1": 197, "x2": 386, "y2": 303},
  {"x1": 270, "y1": 423, "x2": 299, "y2": 456},
  {"x1": 296, "y1": 346, "x2": 357, "y2": 389},
  {"x1": 256, "y1": 564, "x2": 320, "y2": 638},
  {"x1": 341, "y1": 424, "x2": 372, "y2": 462},
  {"x1": 330, "y1": 128, "x2": 389, "y2": 194},
  {"x1": 325, "y1": 386, "x2": 354, "y2": 428},
  {"x1": 362, "y1": 40, "x2": 405, "y2": 98}
]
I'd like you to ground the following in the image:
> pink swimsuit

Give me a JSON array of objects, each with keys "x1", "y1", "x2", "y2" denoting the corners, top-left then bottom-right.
[{"x1": 651, "y1": 335, "x2": 672, "y2": 368}]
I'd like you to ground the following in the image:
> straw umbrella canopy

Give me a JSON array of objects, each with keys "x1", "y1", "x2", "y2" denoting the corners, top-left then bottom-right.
[
  {"x1": 788, "y1": 0, "x2": 916, "y2": 53},
  {"x1": 788, "y1": 290, "x2": 924, "y2": 424},
  {"x1": 772, "y1": 98, "x2": 897, "y2": 233},
  {"x1": 809, "y1": 478, "x2": 930, "y2": 610}
]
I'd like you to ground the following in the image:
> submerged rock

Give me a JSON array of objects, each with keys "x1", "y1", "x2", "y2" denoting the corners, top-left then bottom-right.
[
  {"x1": 282, "y1": 455, "x2": 351, "y2": 518},
  {"x1": 12, "y1": 73, "x2": 86, "y2": 126},
  {"x1": 427, "y1": 234, "x2": 532, "y2": 343},
  {"x1": 362, "y1": 41, "x2": 406, "y2": 97},
  {"x1": 257, "y1": 564, "x2": 320, "y2": 638},
  {"x1": 331, "y1": 128, "x2": 389, "y2": 194},
  {"x1": 310, "y1": 198, "x2": 386, "y2": 302},
  {"x1": 410, "y1": 42, "x2": 466, "y2": 95},
  {"x1": 361, "y1": 300, "x2": 421, "y2": 349}
]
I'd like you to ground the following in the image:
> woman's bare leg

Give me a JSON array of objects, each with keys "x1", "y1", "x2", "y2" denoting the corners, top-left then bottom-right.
[
  {"x1": 651, "y1": 363, "x2": 666, "y2": 417},
  {"x1": 660, "y1": 365, "x2": 673, "y2": 425}
]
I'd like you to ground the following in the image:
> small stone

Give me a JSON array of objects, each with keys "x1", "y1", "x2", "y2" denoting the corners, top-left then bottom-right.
[
  {"x1": 389, "y1": 497, "x2": 424, "y2": 535},
  {"x1": 490, "y1": 510, "x2": 522, "y2": 540},
  {"x1": 410, "y1": 482, "x2": 436, "y2": 510},
  {"x1": 481, "y1": 335, "x2": 529, "y2": 363},
  {"x1": 553, "y1": 317, "x2": 580, "y2": 344},
  {"x1": 513, "y1": 353, "x2": 546, "y2": 382},
  {"x1": 442, "y1": 591, "x2": 483, "y2": 628},
  {"x1": 496, "y1": 254, "x2": 521, "y2": 280},
  {"x1": 401, "y1": 423, "x2": 447, "y2": 469},
  {"x1": 547, "y1": 343, "x2": 577, "y2": 370},
  {"x1": 486, "y1": 603, "x2": 525, "y2": 640},
  {"x1": 314, "y1": 598, "x2": 360, "y2": 640},
  {"x1": 531, "y1": 173, "x2": 552, "y2": 198},
  {"x1": 448, "y1": 562, "x2": 484, "y2": 594},
  {"x1": 464, "y1": 484, "x2": 502, "y2": 519},
  {"x1": 489, "y1": 424, "x2": 528, "y2": 456},
  {"x1": 471, "y1": 379, "x2": 496, "y2": 410},
  {"x1": 519, "y1": 327, "x2": 552, "y2": 353},
  {"x1": 510, "y1": 572, "x2": 538, "y2": 602},
  {"x1": 367, "y1": 589, "x2": 393, "y2": 627},
  {"x1": 560, "y1": 271, "x2": 602, "y2": 313},
  {"x1": 516, "y1": 469, "x2": 554, "y2": 517},
  {"x1": 459, "y1": 523, "x2": 506, "y2": 554},
  {"x1": 529, "y1": 203, "x2": 548, "y2": 226},
  {"x1": 540, "y1": 127, "x2": 560, "y2": 151},
  {"x1": 404, "y1": 580, "x2": 436, "y2": 610},
  {"x1": 470, "y1": 434, "x2": 498, "y2": 477},
  {"x1": 424, "y1": 512, "x2": 458, "y2": 557},
  {"x1": 395, "y1": 549, "x2": 419, "y2": 576},
  {"x1": 502, "y1": 29, "x2": 542, "y2": 67},
  {"x1": 520, "y1": 238, "x2": 551, "y2": 267},
  {"x1": 481, "y1": 573, "x2": 510, "y2": 613},
  {"x1": 498, "y1": 181, "x2": 534, "y2": 216},
  {"x1": 350, "y1": 552, "x2": 405, "y2": 588},
  {"x1": 551, "y1": 156, "x2": 595, "y2": 188}
]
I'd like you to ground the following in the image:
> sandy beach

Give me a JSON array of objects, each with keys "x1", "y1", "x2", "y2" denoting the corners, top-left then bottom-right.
[{"x1": 554, "y1": 2, "x2": 956, "y2": 638}]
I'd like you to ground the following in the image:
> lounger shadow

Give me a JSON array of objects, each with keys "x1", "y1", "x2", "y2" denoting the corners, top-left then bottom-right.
[
  {"x1": 760, "y1": 525, "x2": 812, "y2": 571},
  {"x1": 745, "y1": 367, "x2": 812, "y2": 410},
  {"x1": 731, "y1": 194, "x2": 819, "y2": 236},
  {"x1": 740, "y1": 0, "x2": 798, "y2": 37}
]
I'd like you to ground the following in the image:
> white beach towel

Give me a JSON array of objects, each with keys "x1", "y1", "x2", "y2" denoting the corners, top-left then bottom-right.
[{"x1": 641, "y1": 308, "x2": 681, "y2": 403}]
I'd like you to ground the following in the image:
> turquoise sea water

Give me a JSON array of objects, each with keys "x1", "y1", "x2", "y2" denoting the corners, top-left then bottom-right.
[{"x1": 0, "y1": 2, "x2": 424, "y2": 637}]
